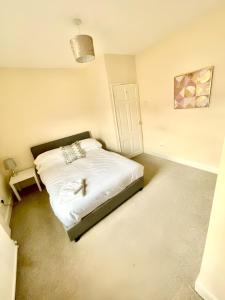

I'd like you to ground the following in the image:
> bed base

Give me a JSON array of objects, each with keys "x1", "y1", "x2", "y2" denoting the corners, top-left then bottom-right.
[
  {"x1": 66, "y1": 176, "x2": 144, "y2": 242},
  {"x1": 30, "y1": 131, "x2": 144, "y2": 242}
]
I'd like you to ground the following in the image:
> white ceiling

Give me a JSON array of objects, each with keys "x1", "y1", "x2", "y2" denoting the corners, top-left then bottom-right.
[{"x1": 0, "y1": 0, "x2": 223, "y2": 68}]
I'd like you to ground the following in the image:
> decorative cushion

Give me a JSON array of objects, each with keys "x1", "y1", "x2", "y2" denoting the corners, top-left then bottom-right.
[{"x1": 61, "y1": 142, "x2": 85, "y2": 164}]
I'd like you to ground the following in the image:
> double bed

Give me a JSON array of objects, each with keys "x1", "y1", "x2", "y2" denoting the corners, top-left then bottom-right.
[{"x1": 31, "y1": 131, "x2": 144, "y2": 241}]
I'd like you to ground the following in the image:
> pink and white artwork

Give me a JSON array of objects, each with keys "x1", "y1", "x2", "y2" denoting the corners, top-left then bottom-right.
[{"x1": 174, "y1": 66, "x2": 213, "y2": 109}]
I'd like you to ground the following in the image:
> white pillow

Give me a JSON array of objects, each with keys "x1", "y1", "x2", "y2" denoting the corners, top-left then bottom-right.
[
  {"x1": 34, "y1": 148, "x2": 62, "y2": 169},
  {"x1": 78, "y1": 138, "x2": 102, "y2": 152}
]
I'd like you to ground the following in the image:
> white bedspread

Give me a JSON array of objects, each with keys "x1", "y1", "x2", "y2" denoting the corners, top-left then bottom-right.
[{"x1": 36, "y1": 149, "x2": 144, "y2": 228}]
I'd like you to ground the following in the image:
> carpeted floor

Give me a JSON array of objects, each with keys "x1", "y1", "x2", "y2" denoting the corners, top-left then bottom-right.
[{"x1": 11, "y1": 154, "x2": 216, "y2": 300}]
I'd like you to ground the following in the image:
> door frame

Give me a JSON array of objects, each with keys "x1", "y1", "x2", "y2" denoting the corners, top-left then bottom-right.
[{"x1": 110, "y1": 83, "x2": 144, "y2": 157}]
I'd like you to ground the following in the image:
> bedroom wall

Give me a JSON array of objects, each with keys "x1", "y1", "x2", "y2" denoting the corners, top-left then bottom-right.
[
  {"x1": 104, "y1": 54, "x2": 137, "y2": 84},
  {"x1": 195, "y1": 138, "x2": 225, "y2": 300},
  {"x1": 104, "y1": 54, "x2": 138, "y2": 150},
  {"x1": 135, "y1": 5, "x2": 225, "y2": 172},
  {"x1": 0, "y1": 172, "x2": 11, "y2": 233},
  {"x1": 82, "y1": 56, "x2": 118, "y2": 151},
  {"x1": 0, "y1": 56, "x2": 117, "y2": 172}
]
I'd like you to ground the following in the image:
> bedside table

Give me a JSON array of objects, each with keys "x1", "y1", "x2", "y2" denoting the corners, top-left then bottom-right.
[{"x1": 9, "y1": 167, "x2": 42, "y2": 201}]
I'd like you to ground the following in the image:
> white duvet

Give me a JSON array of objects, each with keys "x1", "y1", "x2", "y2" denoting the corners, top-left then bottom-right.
[{"x1": 36, "y1": 148, "x2": 144, "y2": 228}]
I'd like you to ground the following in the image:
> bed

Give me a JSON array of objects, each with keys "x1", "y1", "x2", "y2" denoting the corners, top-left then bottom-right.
[{"x1": 31, "y1": 131, "x2": 144, "y2": 241}]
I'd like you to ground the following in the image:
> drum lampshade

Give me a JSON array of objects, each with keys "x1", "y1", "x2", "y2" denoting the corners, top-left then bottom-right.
[{"x1": 70, "y1": 34, "x2": 95, "y2": 63}]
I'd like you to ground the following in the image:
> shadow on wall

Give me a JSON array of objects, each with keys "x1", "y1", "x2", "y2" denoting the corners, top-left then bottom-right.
[{"x1": 96, "y1": 138, "x2": 107, "y2": 150}]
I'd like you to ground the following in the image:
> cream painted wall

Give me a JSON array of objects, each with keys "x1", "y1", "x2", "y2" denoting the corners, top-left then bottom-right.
[
  {"x1": 104, "y1": 54, "x2": 138, "y2": 151},
  {"x1": 0, "y1": 172, "x2": 11, "y2": 233},
  {"x1": 0, "y1": 68, "x2": 96, "y2": 170},
  {"x1": 136, "y1": 6, "x2": 225, "y2": 170},
  {"x1": 104, "y1": 54, "x2": 137, "y2": 84},
  {"x1": 83, "y1": 56, "x2": 118, "y2": 151},
  {"x1": 0, "y1": 172, "x2": 10, "y2": 203},
  {"x1": 195, "y1": 139, "x2": 225, "y2": 300},
  {"x1": 0, "y1": 57, "x2": 117, "y2": 174}
]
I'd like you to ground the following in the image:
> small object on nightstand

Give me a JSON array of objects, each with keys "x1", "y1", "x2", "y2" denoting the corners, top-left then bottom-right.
[
  {"x1": 4, "y1": 158, "x2": 17, "y2": 176},
  {"x1": 9, "y1": 167, "x2": 42, "y2": 202}
]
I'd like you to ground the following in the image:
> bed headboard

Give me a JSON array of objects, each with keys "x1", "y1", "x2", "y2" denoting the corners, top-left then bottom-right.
[{"x1": 30, "y1": 131, "x2": 91, "y2": 159}]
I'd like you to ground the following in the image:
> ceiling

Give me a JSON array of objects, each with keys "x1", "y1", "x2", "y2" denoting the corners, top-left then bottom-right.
[{"x1": 0, "y1": 0, "x2": 223, "y2": 68}]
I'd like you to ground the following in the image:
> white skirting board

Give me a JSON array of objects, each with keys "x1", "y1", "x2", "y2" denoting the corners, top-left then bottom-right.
[
  {"x1": 5, "y1": 203, "x2": 12, "y2": 225},
  {"x1": 195, "y1": 277, "x2": 218, "y2": 300},
  {"x1": 147, "y1": 151, "x2": 218, "y2": 174}
]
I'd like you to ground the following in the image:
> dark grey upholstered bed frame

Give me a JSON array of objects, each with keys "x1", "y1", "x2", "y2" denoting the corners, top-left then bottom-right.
[{"x1": 31, "y1": 131, "x2": 144, "y2": 242}]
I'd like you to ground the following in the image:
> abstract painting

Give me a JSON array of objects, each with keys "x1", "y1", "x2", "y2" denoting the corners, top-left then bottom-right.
[{"x1": 174, "y1": 66, "x2": 213, "y2": 109}]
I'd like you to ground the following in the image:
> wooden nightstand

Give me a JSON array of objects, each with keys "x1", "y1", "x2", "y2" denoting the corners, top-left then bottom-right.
[{"x1": 9, "y1": 167, "x2": 42, "y2": 201}]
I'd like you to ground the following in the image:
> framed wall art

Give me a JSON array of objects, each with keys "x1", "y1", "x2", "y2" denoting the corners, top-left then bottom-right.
[{"x1": 174, "y1": 66, "x2": 214, "y2": 109}]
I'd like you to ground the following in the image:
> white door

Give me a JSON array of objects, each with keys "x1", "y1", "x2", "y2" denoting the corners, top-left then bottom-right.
[
  {"x1": 0, "y1": 225, "x2": 18, "y2": 300},
  {"x1": 112, "y1": 84, "x2": 143, "y2": 157}
]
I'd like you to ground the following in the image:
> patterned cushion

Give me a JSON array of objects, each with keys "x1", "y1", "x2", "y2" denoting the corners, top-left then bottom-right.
[{"x1": 61, "y1": 142, "x2": 85, "y2": 164}]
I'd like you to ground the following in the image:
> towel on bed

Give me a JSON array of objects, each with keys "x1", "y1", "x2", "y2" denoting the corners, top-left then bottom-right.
[{"x1": 59, "y1": 179, "x2": 86, "y2": 202}]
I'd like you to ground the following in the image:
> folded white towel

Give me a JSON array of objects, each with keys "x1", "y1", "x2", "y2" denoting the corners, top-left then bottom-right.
[{"x1": 59, "y1": 179, "x2": 86, "y2": 202}]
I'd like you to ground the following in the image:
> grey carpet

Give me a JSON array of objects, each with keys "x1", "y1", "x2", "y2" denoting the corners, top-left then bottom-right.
[{"x1": 11, "y1": 154, "x2": 216, "y2": 300}]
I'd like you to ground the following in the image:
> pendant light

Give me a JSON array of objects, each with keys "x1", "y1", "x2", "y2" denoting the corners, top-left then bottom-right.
[{"x1": 70, "y1": 18, "x2": 95, "y2": 63}]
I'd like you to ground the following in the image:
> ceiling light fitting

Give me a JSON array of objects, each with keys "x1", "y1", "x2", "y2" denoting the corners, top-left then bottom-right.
[{"x1": 70, "y1": 18, "x2": 95, "y2": 63}]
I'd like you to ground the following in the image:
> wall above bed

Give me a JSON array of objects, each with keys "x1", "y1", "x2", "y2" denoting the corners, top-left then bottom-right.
[{"x1": 0, "y1": 56, "x2": 118, "y2": 172}]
